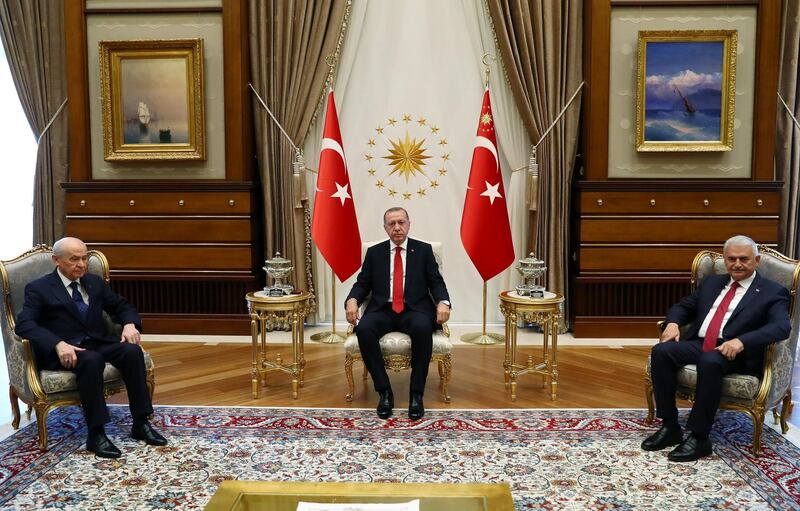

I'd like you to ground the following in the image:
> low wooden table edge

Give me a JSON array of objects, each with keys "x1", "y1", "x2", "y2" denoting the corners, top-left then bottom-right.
[{"x1": 205, "y1": 481, "x2": 514, "y2": 510}]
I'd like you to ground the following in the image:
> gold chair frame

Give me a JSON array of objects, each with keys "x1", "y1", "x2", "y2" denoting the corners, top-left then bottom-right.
[
  {"x1": 644, "y1": 245, "x2": 800, "y2": 455},
  {"x1": 1, "y1": 245, "x2": 155, "y2": 451}
]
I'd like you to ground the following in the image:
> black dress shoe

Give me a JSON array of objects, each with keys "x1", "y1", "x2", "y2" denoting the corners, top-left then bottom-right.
[
  {"x1": 86, "y1": 431, "x2": 122, "y2": 459},
  {"x1": 131, "y1": 422, "x2": 168, "y2": 446},
  {"x1": 668, "y1": 435, "x2": 712, "y2": 462},
  {"x1": 408, "y1": 392, "x2": 424, "y2": 421},
  {"x1": 376, "y1": 388, "x2": 394, "y2": 419},
  {"x1": 641, "y1": 424, "x2": 682, "y2": 451}
]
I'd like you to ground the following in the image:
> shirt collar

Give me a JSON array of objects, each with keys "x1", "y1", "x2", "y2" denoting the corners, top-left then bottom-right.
[
  {"x1": 391, "y1": 238, "x2": 408, "y2": 251},
  {"x1": 729, "y1": 272, "x2": 756, "y2": 290},
  {"x1": 56, "y1": 268, "x2": 77, "y2": 289}
]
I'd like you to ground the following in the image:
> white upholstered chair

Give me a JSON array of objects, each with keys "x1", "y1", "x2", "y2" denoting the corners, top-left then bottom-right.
[
  {"x1": 644, "y1": 246, "x2": 800, "y2": 455},
  {"x1": 344, "y1": 240, "x2": 452, "y2": 402},
  {"x1": 0, "y1": 246, "x2": 155, "y2": 451}
]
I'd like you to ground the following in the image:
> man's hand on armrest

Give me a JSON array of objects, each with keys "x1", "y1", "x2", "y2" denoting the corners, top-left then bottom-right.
[
  {"x1": 55, "y1": 341, "x2": 85, "y2": 369},
  {"x1": 120, "y1": 323, "x2": 141, "y2": 344},
  {"x1": 436, "y1": 301, "x2": 451, "y2": 324},
  {"x1": 660, "y1": 322, "x2": 681, "y2": 343},
  {"x1": 345, "y1": 298, "x2": 360, "y2": 326}
]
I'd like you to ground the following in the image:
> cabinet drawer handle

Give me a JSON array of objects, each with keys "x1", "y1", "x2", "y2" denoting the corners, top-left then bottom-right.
[
  {"x1": 129, "y1": 200, "x2": 135, "y2": 207},
  {"x1": 757, "y1": 199, "x2": 763, "y2": 207},
  {"x1": 649, "y1": 199, "x2": 656, "y2": 207},
  {"x1": 703, "y1": 199, "x2": 709, "y2": 207},
  {"x1": 596, "y1": 199, "x2": 603, "y2": 206},
  {"x1": 178, "y1": 200, "x2": 185, "y2": 207},
  {"x1": 229, "y1": 199, "x2": 236, "y2": 207},
  {"x1": 79, "y1": 200, "x2": 86, "y2": 207}
]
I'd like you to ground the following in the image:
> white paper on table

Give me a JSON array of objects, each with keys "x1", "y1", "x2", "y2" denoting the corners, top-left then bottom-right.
[{"x1": 296, "y1": 500, "x2": 420, "y2": 511}]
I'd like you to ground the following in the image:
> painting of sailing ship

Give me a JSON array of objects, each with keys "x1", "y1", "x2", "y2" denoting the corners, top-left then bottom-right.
[
  {"x1": 99, "y1": 38, "x2": 205, "y2": 161},
  {"x1": 121, "y1": 58, "x2": 187, "y2": 145},
  {"x1": 636, "y1": 30, "x2": 737, "y2": 152}
]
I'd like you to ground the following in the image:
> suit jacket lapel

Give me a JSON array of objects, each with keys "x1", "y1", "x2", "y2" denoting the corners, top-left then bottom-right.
[
  {"x1": 726, "y1": 272, "x2": 761, "y2": 323},
  {"x1": 699, "y1": 274, "x2": 728, "y2": 318},
  {"x1": 49, "y1": 270, "x2": 86, "y2": 324}
]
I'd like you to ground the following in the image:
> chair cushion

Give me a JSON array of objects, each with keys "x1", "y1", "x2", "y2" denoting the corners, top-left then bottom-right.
[
  {"x1": 40, "y1": 350, "x2": 154, "y2": 394},
  {"x1": 344, "y1": 331, "x2": 452, "y2": 357},
  {"x1": 676, "y1": 364, "x2": 761, "y2": 400}
]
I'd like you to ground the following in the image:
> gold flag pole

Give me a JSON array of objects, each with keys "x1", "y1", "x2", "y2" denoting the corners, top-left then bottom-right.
[
  {"x1": 461, "y1": 282, "x2": 504, "y2": 345},
  {"x1": 311, "y1": 273, "x2": 348, "y2": 344}
]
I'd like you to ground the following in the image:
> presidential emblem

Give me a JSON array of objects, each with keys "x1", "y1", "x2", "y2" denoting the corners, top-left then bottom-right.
[{"x1": 363, "y1": 114, "x2": 451, "y2": 200}]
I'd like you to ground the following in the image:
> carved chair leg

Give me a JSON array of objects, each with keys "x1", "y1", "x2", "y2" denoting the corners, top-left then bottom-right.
[
  {"x1": 35, "y1": 404, "x2": 51, "y2": 452},
  {"x1": 9, "y1": 386, "x2": 21, "y2": 430},
  {"x1": 780, "y1": 390, "x2": 793, "y2": 435},
  {"x1": 441, "y1": 354, "x2": 452, "y2": 403},
  {"x1": 25, "y1": 404, "x2": 32, "y2": 420},
  {"x1": 751, "y1": 409, "x2": 765, "y2": 456},
  {"x1": 644, "y1": 375, "x2": 656, "y2": 425},
  {"x1": 437, "y1": 359, "x2": 444, "y2": 379},
  {"x1": 345, "y1": 354, "x2": 355, "y2": 402},
  {"x1": 362, "y1": 363, "x2": 368, "y2": 380}
]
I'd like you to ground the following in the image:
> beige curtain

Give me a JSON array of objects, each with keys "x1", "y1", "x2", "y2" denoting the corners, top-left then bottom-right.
[
  {"x1": 777, "y1": 0, "x2": 800, "y2": 258},
  {"x1": 248, "y1": 0, "x2": 349, "y2": 296},
  {"x1": 0, "y1": 0, "x2": 68, "y2": 245},
  {"x1": 486, "y1": 0, "x2": 583, "y2": 322}
]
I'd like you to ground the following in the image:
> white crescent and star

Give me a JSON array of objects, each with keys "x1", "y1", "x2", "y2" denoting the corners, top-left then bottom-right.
[
  {"x1": 480, "y1": 181, "x2": 503, "y2": 204},
  {"x1": 320, "y1": 137, "x2": 353, "y2": 206}
]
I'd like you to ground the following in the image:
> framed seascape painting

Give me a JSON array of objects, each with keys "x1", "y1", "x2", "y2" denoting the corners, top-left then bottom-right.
[
  {"x1": 99, "y1": 39, "x2": 206, "y2": 161},
  {"x1": 635, "y1": 30, "x2": 737, "y2": 152}
]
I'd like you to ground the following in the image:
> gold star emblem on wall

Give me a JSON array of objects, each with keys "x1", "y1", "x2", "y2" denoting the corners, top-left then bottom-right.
[{"x1": 382, "y1": 131, "x2": 430, "y2": 182}]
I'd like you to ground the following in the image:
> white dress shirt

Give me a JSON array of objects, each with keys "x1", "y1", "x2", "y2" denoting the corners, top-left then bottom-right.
[
  {"x1": 698, "y1": 273, "x2": 755, "y2": 338},
  {"x1": 57, "y1": 268, "x2": 89, "y2": 304},
  {"x1": 387, "y1": 239, "x2": 408, "y2": 301}
]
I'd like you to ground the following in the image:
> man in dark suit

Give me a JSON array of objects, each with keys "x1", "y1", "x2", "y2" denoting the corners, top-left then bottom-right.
[
  {"x1": 642, "y1": 235, "x2": 791, "y2": 461},
  {"x1": 345, "y1": 207, "x2": 450, "y2": 420},
  {"x1": 15, "y1": 237, "x2": 167, "y2": 458}
]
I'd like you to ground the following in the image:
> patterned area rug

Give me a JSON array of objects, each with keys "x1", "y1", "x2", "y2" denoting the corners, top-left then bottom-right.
[{"x1": 0, "y1": 406, "x2": 798, "y2": 510}]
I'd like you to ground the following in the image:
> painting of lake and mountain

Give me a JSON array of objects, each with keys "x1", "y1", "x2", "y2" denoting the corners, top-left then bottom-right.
[
  {"x1": 643, "y1": 41, "x2": 724, "y2": 143},
  {"x1": 120, "y1": 58, "x2": 190, "y2": 145}
]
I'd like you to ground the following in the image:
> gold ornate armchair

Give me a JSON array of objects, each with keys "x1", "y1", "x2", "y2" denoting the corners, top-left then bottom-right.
[
  {"x1": 0, "y1": 245, "x2": 155, "y2": 451},
  {"x1": 344, "y1": 240, "x2": 452, "y2": 402},
  {"x1": 644, "y1": 246, "x2": 800, "y2": 455}
]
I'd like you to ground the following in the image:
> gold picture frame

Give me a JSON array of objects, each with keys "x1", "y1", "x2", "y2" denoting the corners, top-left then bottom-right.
[
  {"x1": 99, "y1": 39, "x2": 205, "y2": 161},
  {"x1": 635, "y1": 30, "x2": 737, "y2": 152}
]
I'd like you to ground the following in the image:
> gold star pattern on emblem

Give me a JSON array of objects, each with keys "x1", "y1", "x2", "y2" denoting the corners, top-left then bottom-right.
[
  {"x1": 417, "y1": 117, "x2": 427, "y2": 126},
  {"x1": 387, "y1": 117, "x2": 397, "y2": 126},
  {"x1": 368, "y1": 138, "x2": 376, "y2": 146},
  {"x1": 403, "y1": 192, "x2": 412, "y2": 200},
  {"x1": 441, "y1": 152, "x2": 450, "y2": 161},
  {"x1": 388, "y1": 188, "x2": 397, "y2": 197},
  {"x1": 382, "y1": 131, "x2": 431, "y2": 182},
  {"x1": 438, "y1": 138, "x2": 447, "y2": 146},
  {"x1": 429, "y1": 180, "x2": 439, "y2": 188},
  {"x1": 481, "y1": 112, "x2": 492, "y2": 126},
  {"x1": 417, "y1": 187, "x2": 426, "y2": 197},
  {"x1": 430, "y1": 126, "x2": 440, "y2": 134},
  {"x1": 376, "y1": 180, "x2": 385, "y2": 189},
  {"x1": 368, "y1": 168, "x2": 376, "y2": 176},
  {"x1": 438, "y1": 168, "x2": 447, "y2": 176},
  {"x1": 364, "y1": 154, "x2": 373, "y2": 161},
  {"x1": 402, "y1": 114, "x2": 412, "y2": 123},
  {"x1": 376, "y1": 126, "x2": 384, "y2": 134}
]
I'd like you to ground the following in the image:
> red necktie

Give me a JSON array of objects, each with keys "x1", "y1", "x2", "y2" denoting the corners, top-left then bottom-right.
[
  {"x1": 392, "y1": 246, "x2": 404, "y2": 313},
  {"x1": 702, "y1": 281, "x2": 740, "y2": 352}
]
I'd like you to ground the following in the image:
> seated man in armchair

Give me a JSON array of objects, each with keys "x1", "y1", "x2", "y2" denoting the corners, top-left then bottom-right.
[
  {"x1": 15, "y1": 237, "x2": 167, "y2": 458},
  {"x1": 642, "y1": 235, "x2": 790, "y2": 461},
  {"x1": 345, "y1": 207, "x2": 451, "y2": 420}
]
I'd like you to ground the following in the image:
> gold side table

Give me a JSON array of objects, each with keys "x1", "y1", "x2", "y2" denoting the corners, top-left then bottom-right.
[
  {"x1": 245, "y1": 291, "x2": 313, "y2": 399},
  {"x1": 499, "y1": 290, "x2": 564, "y2": 401}
]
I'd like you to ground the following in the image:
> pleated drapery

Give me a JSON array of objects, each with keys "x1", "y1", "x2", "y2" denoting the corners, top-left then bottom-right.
[
  {"x1": 0, "y1": 0, "x2": 68, "y2": 245},
  {"x1": 248, "y1": 0, "x2": 349, "y2": 295},
  {"x1": 485, "y1": 0, "x2": 583, "y2": 324}
]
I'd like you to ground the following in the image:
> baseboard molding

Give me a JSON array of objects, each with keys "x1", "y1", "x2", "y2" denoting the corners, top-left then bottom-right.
[
  {"x1": 141, "y1": 313, "x2": 251, "y2": 335},
  {"x1": 572, "y1": 316, "x2": 661, "y2": 338}
]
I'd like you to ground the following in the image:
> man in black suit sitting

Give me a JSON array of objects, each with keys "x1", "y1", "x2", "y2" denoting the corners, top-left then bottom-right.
[
  {"x1": 15, "y1": 237, "x2": 167, "y2": 458},
  {"x1": 642, "y1": 235, "x2": 790, "y2": 461},
  {"x1": 345, "y1": 207, "x2": 451, "y2": 420}
]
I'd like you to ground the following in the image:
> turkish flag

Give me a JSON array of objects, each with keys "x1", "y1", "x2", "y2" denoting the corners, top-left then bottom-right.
[
  {"x1": 311, "y1": 90, "x2": 362, "y2": 282},
  {"x1": 460, "y1": 88, "x2": 515, "y2": 281}
]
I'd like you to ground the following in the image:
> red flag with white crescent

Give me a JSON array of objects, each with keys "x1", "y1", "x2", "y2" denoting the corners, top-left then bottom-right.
[
  {"x1": 311, "y1": 90, "x2": 362, "y2": 281},
  {"x1": 460, "y1": 88, "x2": 515, "y2": 281}
]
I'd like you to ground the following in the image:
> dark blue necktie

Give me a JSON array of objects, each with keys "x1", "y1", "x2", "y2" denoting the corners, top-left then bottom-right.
[{"x1": 69, "y1": 281, "x2": 88, "y2": 319}]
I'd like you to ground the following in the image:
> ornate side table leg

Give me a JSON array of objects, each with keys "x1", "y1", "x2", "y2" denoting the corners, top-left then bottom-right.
[
  {"x1": 260, "y1": 314, "x2": 269, "y2": 387},
  {"x1": 550, "y1": 316, "x2": 559, "y2": 401},
  {"x1": 503, "y1": 309, "x2": 513, "y2": 389},
  {"x1": 250, "y1": 314, "x2": 259, "y2": 399}
]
